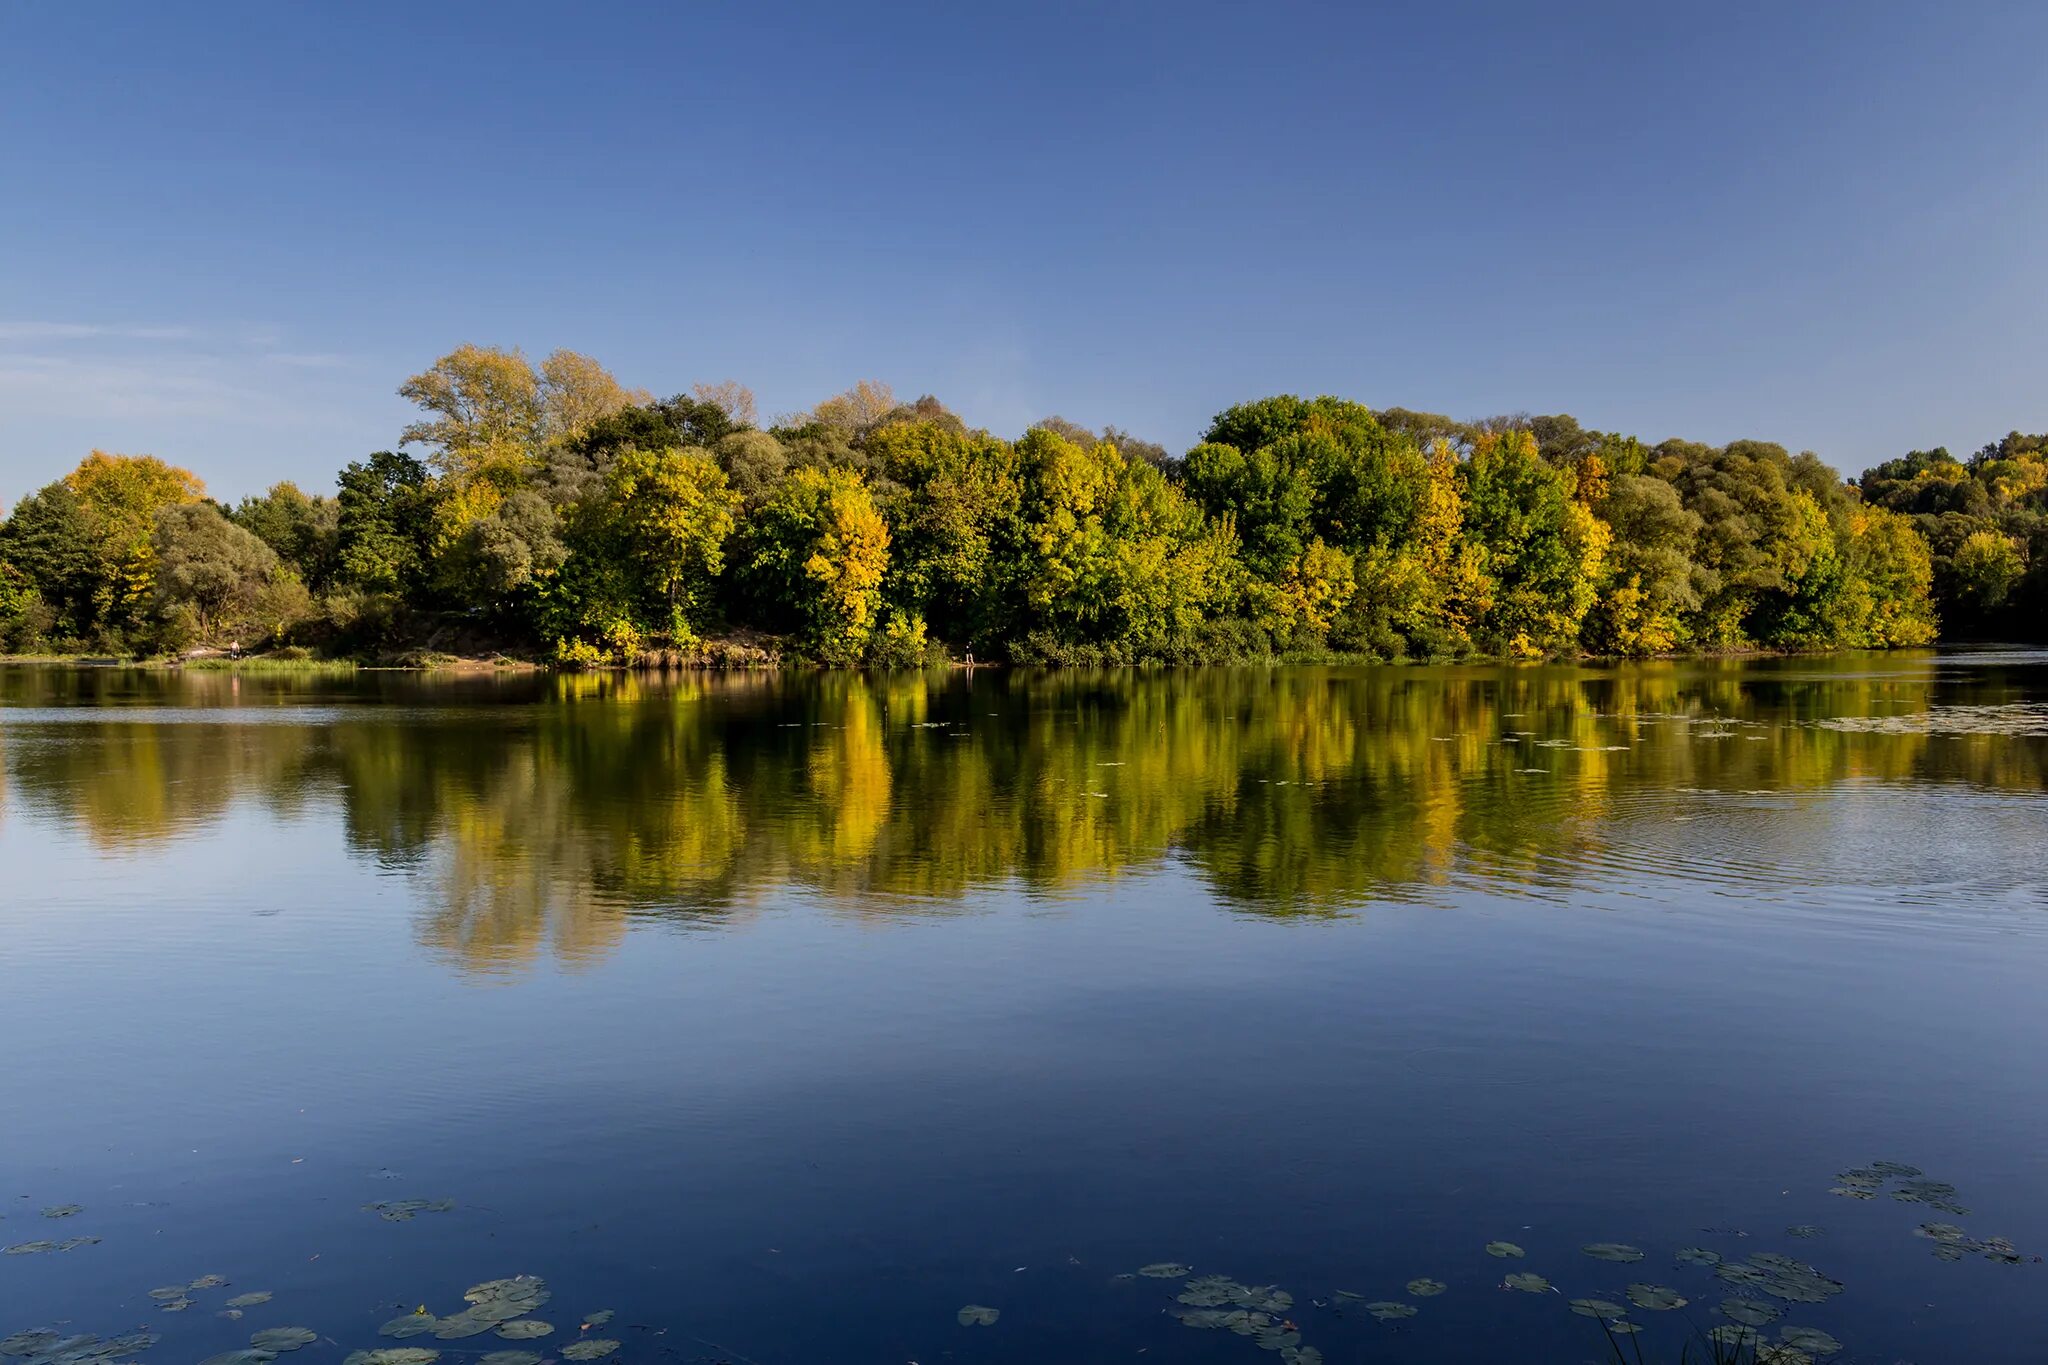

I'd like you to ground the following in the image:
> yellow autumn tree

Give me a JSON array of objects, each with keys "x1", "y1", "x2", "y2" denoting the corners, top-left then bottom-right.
[
  {"x1": 64, "y1": 451, "x2": 205, "y2": 620},
  {"x1": 747, "y1": 467, "x2": 890, "y2": 663}
]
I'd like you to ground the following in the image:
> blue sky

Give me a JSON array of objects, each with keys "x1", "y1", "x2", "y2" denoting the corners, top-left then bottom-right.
[{"x1": 3, "y1": 1, "x2": 2045, "y2": 499}]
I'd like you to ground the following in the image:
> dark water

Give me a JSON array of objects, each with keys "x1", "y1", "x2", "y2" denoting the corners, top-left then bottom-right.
[{"x1": 3, "y1": 653, "x2": 2046, "y2": 1364}]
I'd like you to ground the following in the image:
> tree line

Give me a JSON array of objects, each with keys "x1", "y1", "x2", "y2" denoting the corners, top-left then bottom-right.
[{"x1": 2, "y1": 343, "x2": 2029, "y2": 665}]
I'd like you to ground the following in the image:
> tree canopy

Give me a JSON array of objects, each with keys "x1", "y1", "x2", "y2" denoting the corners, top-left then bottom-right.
[{"x1": 0, "y1": 348, "x2": 1968, "y2": 664}]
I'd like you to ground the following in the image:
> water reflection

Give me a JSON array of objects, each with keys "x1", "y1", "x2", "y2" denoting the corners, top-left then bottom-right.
[{"x1": 3, "y1": 654, "x2": 2045, "y2": 973}]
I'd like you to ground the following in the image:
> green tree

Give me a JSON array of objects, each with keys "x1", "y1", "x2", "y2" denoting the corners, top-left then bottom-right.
[
  {"x1": 153, "y1": 502, "x2": 312, "y2": 646},
  {"x1": 0, "y1": 481, "x2": 104, "y2": 642},
  {"x1": 745, "y1": 467, "x2": 891, "y2": 663},
  {"x1": 231, "y1": 481, "x2": 339, "y2": 589},
  {"x1": 334, "y1": 451, "x2": 435, "y2": 594},
  {"x1": 588, "y1": 447, "x2": 739, "y2": 639},
  {"x1": 1462, "y1": 429, "x2": 1605, "y2": 656}
]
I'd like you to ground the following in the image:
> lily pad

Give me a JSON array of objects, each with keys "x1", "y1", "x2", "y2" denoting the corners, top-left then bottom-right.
[
  {"x1": 1784, "y1": 1225, "x2": 1823, "y2": 1239},
  {"x1": 1178, "y1": 1275, "x2": 1240, "y2": 1308},
  {"x1": 190, "y1": 1274, "x2": 230, "y2": 1289},
  {"x1": 3, "y1": 1242, "x2": 58, "y2": 1255},
  {"x1": 493, "y1": 1324, "x2": 552, "y2": 1342},
  {"x1": 1869, "y1": 1160, "x2": 1922, "y2": 1178},
  {"x1": 1252, "y1": 1325, "x2": 1300, "y2": 1351},
  {"x1": 1626, "y1": 1284, "x2": 1686, "y2": 1311},
  {"x1": 343, "y1": 1351, "x2": 440, "y2": 1365},
  {"x1": 40, "y1": 1205, "x2": 83, "y2": 1219},
  {"x1": 559, "y1": 1343, "x2": 619, "y2": 1362},
  {"x1": 1364, "y1": 1302, "x2": 1415, "y2": 1321},
  {"x1": 1710, "y1": 1325, "x2": 1761, "y2": 1349},
  {"x1": 1583, "y1": 1243, "x2": 1645, "y2": 1263},
  {"x1": 1405, "y1": 1278, "x2": 1445, "y2": 1297},
  {"x1": 156, "y1": 1298, "x2": 193, "y2": 1314},
  {"x1": 1570, "y1": 1298, "x2": 1627, "y2": 1319},
  {"x1": 1827, "y1": 1187, "x2": 1875, "y2": 1201},
  {"x1": 955, "y1": 1306, "x2": 999, "y2": 1328},
  {"x1": 226, "y1": 1293, "x2": 273, "y2": 1309},
  {"x1": 378, "y1": 1318, "x2": 438, "y2": 1340},
  {"x1": 1714, "y1": 1253, "x2": 1842, "y2": 1304},
  {"x1": 1503, "y1": 1272, "x2": 1550, "y2": 1293},
  {"x1": 1484, "y1": 1241, "x2": 1524, "y2": 1258},
  {"x1": 582, "y1": 1312, "x2": 612, "y2": 1328},
  {"x1": 364, "y1": 1199, "x2": 457, "y2": 1223},
  {"x1": 200, "y1": 1353, "x2": 276, "y2": 1365},
  {"x1": 1779, "y1": 1326, "x2": 1842, "y2": 1356},
  {"x1": 0, "y1": 1334, "x2": 61, "y2": 1358},
  {"x1": 479, "y1": 1354, "x2": 542, "y2": 1365},
  {"x1": 250, "y1": 1329, "x2": 317, "y2": 1354},
  {"x1": 1279, "y1": 1348, "x2": 1321, "y2": 1365},
  {"x1": 1719, "y1": 1298, "x2": 1782, "y2": 1327},
  {"x1": 1236, "y1": 1285, "x2": 1292, "y2": 1313},
  {"x1": 1138, "y1": 1262, "x2": 1192, "y2": 1278}
]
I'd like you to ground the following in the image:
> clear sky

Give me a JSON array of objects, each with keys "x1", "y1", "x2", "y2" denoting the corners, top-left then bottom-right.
[{"x1": 3, "y1": 1, "x2": 2046, "y2": 499}]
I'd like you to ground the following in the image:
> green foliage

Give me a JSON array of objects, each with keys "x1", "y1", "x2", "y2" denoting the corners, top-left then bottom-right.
[
  {"x1": 152, "y1": 502, "x2": 315, "y2": 647},
  {"x1": 231, "y1": 482, "x2": 340, "y2": 589},
  {"x1": 1858, "y1": 431, "x2": 2046, "y2": 639},
  {"x1": 744, "y1": 466, "x2": 891, "y2": 664},
  {"x1": 4, "y1": 350, "x2": 1966, "y2": 664},
  {"x1": 335, "y1": 451, "x2": 436, "y2": 595},
  {"x1": 0, "y1": 481, "x2": 104, "y2": 644}
]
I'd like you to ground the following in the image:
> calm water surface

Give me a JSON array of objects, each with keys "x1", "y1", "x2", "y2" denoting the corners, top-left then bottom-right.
[{"x1": 3, "y1": 654, "x2": 2046, "y2": 1362}]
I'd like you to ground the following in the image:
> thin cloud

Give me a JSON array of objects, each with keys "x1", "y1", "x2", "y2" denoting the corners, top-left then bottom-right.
[
  {"x1": 265, "y1": 351, "x2": 356, "y2": 370},
  {"x1": 0, "y1": 320, "x2": 200, "y2": 342}
]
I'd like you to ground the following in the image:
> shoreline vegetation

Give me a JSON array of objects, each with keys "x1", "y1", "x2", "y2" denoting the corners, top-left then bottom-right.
[{"x1": 3, "y1": 346, "x2": 2043, "y2": 671}]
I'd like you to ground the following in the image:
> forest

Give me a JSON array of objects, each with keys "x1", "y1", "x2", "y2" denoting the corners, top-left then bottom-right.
[{"x1": 0, "y1": 344, "x2": 2036, "y2": 666}]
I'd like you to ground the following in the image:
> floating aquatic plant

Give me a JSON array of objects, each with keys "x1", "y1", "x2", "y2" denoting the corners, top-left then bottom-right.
[
  {"x1": 1718, "y1": 1298, "x2": 1781, "y2": 1326},
  {"x1": 1503, "y1": 1272, "x2": 1550, "y2": 1293},
  {"x1": 581, "y1": 1312, "x2": 612, "y2": 1328},
  {"x1": 198, "y1": 1351, "x2": 274, "y2": 1365},
  {"x1": 1252, "y1": 1324, "x2": 1300, "y2": 1351},
  {"x1": 1674, "y1": 1246, "x2": 1722, "y2": 1267},
  {"x1": 1784, "y1": 1225, "x2": 1823, "y2": 1239},
  {"x1": 1278, "y1": 1347, "x2": 1321, "y2": 1365},
  {"x1": 492, "y1": 1323, "x2": 552, "y2": 1341},
  {"x1": 249, "y1": 1329, "x2": 317, "y2": 1354},
  {"x1": 1625, "y1": 1283, "x2": 1685, "y2": 1311},
  {"x1": 478, "y1": 1353, "x2": 542, "y2": 1365},
  {"x1": 1177, "y1": 1275, "x2": 1239, "y2": 1308},
  {"x1": 0, "y1": 1331, "x2": 160, "y2": 1365},
  {"x1": 342, "y1": 1350, "x2": 440, "y2": 1365},
  {"x1": 190, "y1": 1274, "x2": 230, "y2": 1289},
  {"x1": 378, "y1": 1318, "x2": 437, "y2": 1340},
  {"x1": 39, "y1": 1206, "x2": 82, "y2": 1220},
  {"x1": 1484, "y1": 1241, "x2": 1524, "y2": 1258},
  {"x1": 1138, "y1": 1262, "x2": 1191, "y2": 1278},
  {"x1": 1405, "y1": 1278, "x2": 1445, "y2": 1297},
  {"x1": 1778, "y1": 1326, "x2": 1842, "y2": 1356},
  {"x1": 558, "y1": 1342, "x2": 618, "y2": 1361},
  {"x1": 363, "y1": 1200, "x2": 456, "y2": 1223},
  {"x1": 226, "y1": 1293, "x2": 273, "y2": 1309},
  {"x1": 2, "y1": 1243, "x2": 57, "y2": 1255},
  {"x1": 1569, "y1": 1299, "x2": 1627, "y2": 1319},
  {"x1": 1364, "y1": 1302, "x2": 1414, "y2": 1322},
  {"x1": 955, "y1": 1306, "x2": 999, "y2": 1328},
  {"x1": 1582, "y1": 1243, "x2": 1645, "y2": 1263},
  {"x1": 1713, "y1": 1251, "x2": 1843, "y2": 1304}
]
